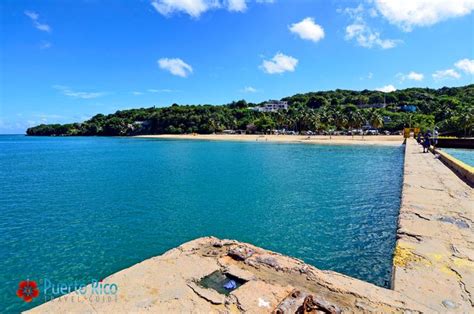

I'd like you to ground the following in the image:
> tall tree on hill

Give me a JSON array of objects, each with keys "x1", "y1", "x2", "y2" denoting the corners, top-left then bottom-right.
[{"x1": 306, "y1": 96, "x2": 328, "y2": 109}]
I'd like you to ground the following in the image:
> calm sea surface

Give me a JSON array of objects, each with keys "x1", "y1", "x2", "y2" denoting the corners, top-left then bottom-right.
[
  {"x1": 0, "y1": 135, "x2": 404, "y2": 312},
  {"x1": 443, "y1": 148, "x2": 474, "y2": 166}
]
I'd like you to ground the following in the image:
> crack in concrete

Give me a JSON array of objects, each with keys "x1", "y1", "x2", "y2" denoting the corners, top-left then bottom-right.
[
  {"x1": 186, "y1": 283, "x2": 224, "y2": 305},
  {"x1": 448, "y1": 266, "x2": 474, "y2": 307},
  {"x1": 412, "y1": 212, "x2": 431, "y2": 221},
  {"x1": 420, "y1": 185, "x2": 445, "y2": 191},
  {"x1": 398, "y1": 231, "x2": 423, "y2": 242},
  {"x1": 458, "y1": 214, "x2": 474, "y2": 225}
]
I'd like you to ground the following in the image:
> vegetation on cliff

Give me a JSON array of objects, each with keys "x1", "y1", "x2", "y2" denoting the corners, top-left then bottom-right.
[{"x1": 27, "y1": 85, "x2": 473, "y2": 137}]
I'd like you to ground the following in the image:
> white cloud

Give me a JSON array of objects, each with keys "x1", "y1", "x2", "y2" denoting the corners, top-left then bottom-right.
[
  {"x1": 53, "y1": 85, "x2": 106, "y2": 99},
  {"x1": 241, "y1": 86, "x2": 258, "y2": 93},
  {"x1": 260, "y1": 52, "x2": 298, "y2": 74},
  {"x1": 376, "y1": 84, "x2": 397, "y2": 93},
  {"x1": 158, "y1": 58, "x2": 193, "y2": 77},
  {"x1": 340, "y1": 4, "x2": 364, "y2": 18},
  {"x1": 374, "y1": 0, "x2": 474, "y2": 31},
  {"x1": 455, "y1": 58, "x2": 474, "y2": 74},
  {"x1": 397, "y1": 71, "x2": 424, "y2": 82},
  {"x1": 63, "y1": 91, "x2": 105, "y2": 99},
  {"x1": 345, "y1": 23, "x2": 398, "y2": 49},
  {"x1": 150, "y1": 0, "x2": 216, "y2": 17},
  {"x1": 227, "y1": 0, "x2": 247, "y2": 12},
  {"x1": 342, "y1": 5, "x2": 399, "y2": 49},
  {"x1": 24, "y1": 11, "x2": 39, "y2": 20},
  {"x1": 432, "y1": 69, "x2": 461, "y2": 80},
  {"x1": 406, "y1": 71, "x2": 424, "y2": 81},
  {"x1": 150, "y1": 0, "x2": 273, "y2": 17},
  {"x1": 132, "y1": 91, "x2": 144, "y2": 95},
  {"x1": 289, "y1": 17, "x2": 325, "y2": 43},
  {"x1": 24, "y1": 10, "x2": 51, "y2": 32}
]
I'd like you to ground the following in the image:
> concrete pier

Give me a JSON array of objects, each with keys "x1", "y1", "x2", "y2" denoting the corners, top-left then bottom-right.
[{"x1": 393, "y1": 139, "x2": 473, "y2": 311}]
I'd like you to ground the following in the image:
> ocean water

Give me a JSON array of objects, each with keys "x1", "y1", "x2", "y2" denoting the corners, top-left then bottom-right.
[
  {"x1": 0, "y1": 135, "x2": 404, "y2": 312},
  {"x1": 443, "y1": 148, "x2": 474, "y2": 166}
]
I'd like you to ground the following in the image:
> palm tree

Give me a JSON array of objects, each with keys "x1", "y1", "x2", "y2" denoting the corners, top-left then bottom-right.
[
  {"x1": 274, "y1": 111, "x2": 286, "y2": 131},
  {"x1": 310, "y1": 112, "x2": 322, "y2": 134},
  {"x1": 294, "y1": 109, "x2": 310, "y2": 133},
  {"x1": 368, "y1": 109, "x2": 384, "y2": 129},
  {"x1": 334, "y1": 107, "x2": 348, "y2": 131},
  {"x1": 456, "y1": 106, "x2": 473, "y2": 136},
  {"x1": 403, "y1": 113, "x2": 414, "y2": 128},
  {"x1": 301, "y1": 109, "x2": 314, "y2": 132},
  {"x1": 286, "y1": 116, "x2": 296, "y2": 132},
  {"x1": 349, "y1": 111, "x2": 364, "y2": 139},
  {"x1": 342, "y1": 105, "x2": 362, "y2": 138},
  {"x1": 319, "y1": 109, "x2": 335, "y2": 138}
]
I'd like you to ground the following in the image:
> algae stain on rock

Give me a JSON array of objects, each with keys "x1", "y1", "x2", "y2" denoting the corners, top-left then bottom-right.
[{"x1": 393, "y1": 243, "x2": 430, "y2": 268}]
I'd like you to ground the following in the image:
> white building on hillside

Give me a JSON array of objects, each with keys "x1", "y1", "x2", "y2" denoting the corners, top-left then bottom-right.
[{"x1": 252, "y1": 100, "x2": 288, "y2": 112}]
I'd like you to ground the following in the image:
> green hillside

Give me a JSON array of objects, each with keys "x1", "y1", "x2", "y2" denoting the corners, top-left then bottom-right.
[{"x1": 27, "y1": 85, "x2": 474, "y2": 137}]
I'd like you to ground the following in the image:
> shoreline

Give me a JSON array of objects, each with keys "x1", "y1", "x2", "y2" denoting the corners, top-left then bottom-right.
[{"x1": 135, "y1": 134, "x2": 404, "y2": 146}]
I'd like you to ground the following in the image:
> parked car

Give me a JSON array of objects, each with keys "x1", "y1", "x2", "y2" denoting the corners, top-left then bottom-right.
[
  {"x1": 222, "y1": 130, "x2": 236, "y2": 134},
  {"x1": 365, "y1": 129, "x2": 379, "y2": 135},
  {"x1": 348, "y1": 129, "x2": 363, "y2": 135}
]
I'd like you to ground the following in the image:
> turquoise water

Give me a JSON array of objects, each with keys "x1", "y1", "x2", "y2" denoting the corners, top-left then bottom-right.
[
  {"x1": 443, "y1": 148, "x2": 474, "y2": 166},
  {"x1": 0, "y1": 135, "x2": 403, "y2": 312}
]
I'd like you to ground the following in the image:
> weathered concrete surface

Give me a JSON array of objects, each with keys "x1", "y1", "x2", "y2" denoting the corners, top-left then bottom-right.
[
  {"x1": 28, "y1": 237, "x2": 431, "y2": 313},
  {"x1": 393, "y1": 139, "x2": 473, "y2": 312}
]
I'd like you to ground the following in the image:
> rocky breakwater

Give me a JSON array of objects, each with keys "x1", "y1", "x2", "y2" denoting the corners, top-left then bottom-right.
[{"x1": 29, "y1": 237, "x2": 431, "y2": 313}]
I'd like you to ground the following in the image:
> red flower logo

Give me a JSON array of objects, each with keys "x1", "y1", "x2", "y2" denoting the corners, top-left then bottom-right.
[{"x1": 16, "y1": 280, "x2": 40, "y2": 302}]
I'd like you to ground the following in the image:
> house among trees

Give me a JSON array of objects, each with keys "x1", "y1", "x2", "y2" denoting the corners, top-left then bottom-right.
[
  {"x1": 400, "y1": 105, "x2": 418, "y2": 112},
  {"x1": 252, "y1": 100, "x2": 289, "y2": 112}
]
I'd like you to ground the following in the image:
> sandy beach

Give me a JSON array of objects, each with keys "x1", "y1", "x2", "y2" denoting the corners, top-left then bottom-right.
[{"x1": 136, "y1": 134, "x2": 404, "y2": 146}]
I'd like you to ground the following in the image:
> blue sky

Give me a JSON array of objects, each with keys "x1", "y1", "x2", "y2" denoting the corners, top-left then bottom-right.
[{"x1": 1, "y1": 0, "x2": 473, "y2": 133}]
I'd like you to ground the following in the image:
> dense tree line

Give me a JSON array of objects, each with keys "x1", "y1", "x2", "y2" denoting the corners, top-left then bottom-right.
[{"x1": 27, "y1": 85, "x2": 473, "y2": 137}]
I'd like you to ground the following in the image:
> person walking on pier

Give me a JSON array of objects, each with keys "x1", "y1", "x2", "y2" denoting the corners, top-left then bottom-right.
[{"x1": 422, "y1": 131, "x2": 431, "y2": 153}]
